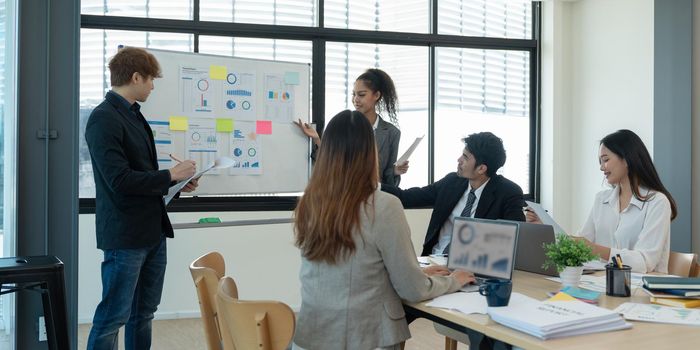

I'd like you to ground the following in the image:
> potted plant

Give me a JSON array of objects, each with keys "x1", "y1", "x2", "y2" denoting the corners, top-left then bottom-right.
[{"x1": 543, "y1": 234, "x2": 598, "y2": 287}]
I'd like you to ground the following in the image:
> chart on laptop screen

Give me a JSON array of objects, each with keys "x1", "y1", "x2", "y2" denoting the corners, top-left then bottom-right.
[{"x1": 448, "y1": 219, "x2": 518, "y2": 280}]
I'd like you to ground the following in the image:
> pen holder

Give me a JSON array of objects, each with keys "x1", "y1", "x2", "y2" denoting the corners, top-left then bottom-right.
[{"x1": 605, "y1": 263, "x2": 631, "y2": 297}]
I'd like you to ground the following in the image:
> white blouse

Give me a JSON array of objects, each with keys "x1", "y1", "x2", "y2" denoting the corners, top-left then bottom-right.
[{"x1": 577, "y1": 187, "x2": 671, "y2": 273}]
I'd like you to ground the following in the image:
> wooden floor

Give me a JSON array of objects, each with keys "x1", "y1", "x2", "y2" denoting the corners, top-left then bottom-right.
[{"x1": 78, "y1": 317, "x2": 469, "y2": 349}]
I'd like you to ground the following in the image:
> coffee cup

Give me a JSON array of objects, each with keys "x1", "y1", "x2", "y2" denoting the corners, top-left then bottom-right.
[{"x1": 478, "y1": 279, "x2": 513, "y2": 307}]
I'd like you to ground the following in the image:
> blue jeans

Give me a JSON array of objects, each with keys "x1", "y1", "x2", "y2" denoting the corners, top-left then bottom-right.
[{"x1": 87, "y1": 237, "x2": 167, "y2": 350}]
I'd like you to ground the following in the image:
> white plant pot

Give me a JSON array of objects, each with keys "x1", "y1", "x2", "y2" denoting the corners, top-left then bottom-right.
[{"x1": 559, "y1": 266, "x2": 584, "y2": 287}]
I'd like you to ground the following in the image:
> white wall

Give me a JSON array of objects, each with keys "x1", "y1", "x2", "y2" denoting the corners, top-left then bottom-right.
[
  {"x1": 541, "y1": 0, "x2": 655, "y2": 233},
  {"x1": 78, "y1": 209, "x2": 433, "y2": 323}
]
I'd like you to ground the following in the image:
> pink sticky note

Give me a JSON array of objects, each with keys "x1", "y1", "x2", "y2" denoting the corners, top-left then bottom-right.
[{"x1": 256, "y1": 120, "x2": 272, "y2": 135}]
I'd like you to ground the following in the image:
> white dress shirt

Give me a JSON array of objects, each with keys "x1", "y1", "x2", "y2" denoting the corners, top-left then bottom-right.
[
  {"x1": 576, "y1": 187, "x2": 671, "y2": 273},
  {"x1": 432, "y1": 179, "x2": 490, "y2": 255}
]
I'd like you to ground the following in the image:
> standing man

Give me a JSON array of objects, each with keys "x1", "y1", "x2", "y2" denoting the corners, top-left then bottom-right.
[
  {"x1": 382, "y1": 131, "x2": 525, "y2": 256},
  {"x1": 85, "y1": 47, "x2": 198, "y2": 350}
]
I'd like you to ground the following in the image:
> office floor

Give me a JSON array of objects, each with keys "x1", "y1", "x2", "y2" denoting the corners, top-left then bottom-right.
[{"x1": 77, "y1": 317, "x2": 469, "y2": 349}]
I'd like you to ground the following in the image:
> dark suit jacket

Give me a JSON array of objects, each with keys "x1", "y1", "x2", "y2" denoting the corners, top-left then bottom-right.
[
  {"x1": 85, "y1": 91, "x2": 174, "y2": 249},
  {"x1": 375, "y1": 117, "x2": 401, "y2": 186},
  {"x1": 382, "y1": 173, "x2": 525, "y2": 256}
]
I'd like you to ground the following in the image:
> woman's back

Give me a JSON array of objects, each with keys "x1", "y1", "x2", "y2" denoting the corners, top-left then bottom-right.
[{"x1": 294, "y1": 190, "x2": 460, "y2": 349}]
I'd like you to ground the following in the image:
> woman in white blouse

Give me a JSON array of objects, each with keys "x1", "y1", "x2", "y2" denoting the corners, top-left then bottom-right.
[{"x1": 528, "y1": 129, "x2": 677, "y2": 273}]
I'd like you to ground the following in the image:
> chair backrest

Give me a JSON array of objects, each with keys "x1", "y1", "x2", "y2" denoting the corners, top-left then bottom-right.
[
  {"x1": 217, "y1": 276, "x2": 296, "y2": 350},
  {"x1": 691, "y1": 262, "x2": 700, "y2": 278},
  {"x1": 189, "y1": 252, "x2": 229, "y2": 350},
  {"x1": 667, "y1": 251, "x2": 698, "y2": 277}
]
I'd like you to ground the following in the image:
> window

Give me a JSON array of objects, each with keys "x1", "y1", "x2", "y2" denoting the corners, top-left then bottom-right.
[
  {"x1": 435, "y1": 48, "x2": 530, "y2": 193},
  {"x1": 325, "y1": 0, "x2": 429, "y2": 33},
  {"x1": 439, "y1": 0, "x2": 532, "y2": 39},
  {"x1": 79, "y1": 29, "x2": 194, "y2": 198},
  {"x1": 81, "y1": 0, "x2": 193, "y2": 20},
  {"x1": 325, "y1": 43, "x2": 429, "y2": 188},
  {"x1": 201, "y1": 0, "x2": 315, "y2": 27},
  {"x1": 80, "y1": 0, "x2": 539, "y2": 209},
  {"x1": 0, "y1": 0, "x2": 17, "y2": 346}
]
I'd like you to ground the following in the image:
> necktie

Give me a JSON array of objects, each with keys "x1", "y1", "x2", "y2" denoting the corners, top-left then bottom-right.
[
  {"x1": 443, "y1": 189, "x2": 477, "y2": 255},
  {"x1": 460, "y1": 189, "x2": 477, "y2": 218}
]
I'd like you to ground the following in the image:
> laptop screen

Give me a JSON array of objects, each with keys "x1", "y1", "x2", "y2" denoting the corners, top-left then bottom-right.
[{"x1": 447, "y1": 217, "x2": 519, "y2": 280}]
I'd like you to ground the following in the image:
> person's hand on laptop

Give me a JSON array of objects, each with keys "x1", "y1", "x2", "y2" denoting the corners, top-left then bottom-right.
[
  {"x1": 451, "y1": 270, "x2": 475, "y2": 286},
  {"x1": 524, "y1": 207, "x2": 543, "y2": 224},
  {"x1": 422, "y1": 265, "x2": 450, "y2": 276}
]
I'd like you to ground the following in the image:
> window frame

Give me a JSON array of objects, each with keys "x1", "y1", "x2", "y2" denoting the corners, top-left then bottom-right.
[{"x1": 79, "y1": 1, "x2": 541, "y2": 213}]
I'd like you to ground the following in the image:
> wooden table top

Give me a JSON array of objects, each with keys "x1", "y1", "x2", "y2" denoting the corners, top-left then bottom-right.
[{"x1": 405, "y1": 270, "x2": 700, "y2": 350}]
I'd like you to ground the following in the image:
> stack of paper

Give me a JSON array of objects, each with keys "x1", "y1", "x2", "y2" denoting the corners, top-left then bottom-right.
[{"x1": 487, "y1": 293, "x2": 631, "y2": 340}]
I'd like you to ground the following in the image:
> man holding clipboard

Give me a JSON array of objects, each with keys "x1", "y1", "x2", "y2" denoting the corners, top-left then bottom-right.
[{"x1": 85, "y1": 47, "x2": 199, "y2": 350}]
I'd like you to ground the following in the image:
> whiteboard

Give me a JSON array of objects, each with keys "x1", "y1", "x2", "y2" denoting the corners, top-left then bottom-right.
[{"x1": 140, "y1": 49, "x2": 311, "y2": 196}]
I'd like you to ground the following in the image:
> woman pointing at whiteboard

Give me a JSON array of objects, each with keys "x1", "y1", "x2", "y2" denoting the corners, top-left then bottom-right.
[{"x1": 296, "y1": 68, "x2": 409, "y2": 186}]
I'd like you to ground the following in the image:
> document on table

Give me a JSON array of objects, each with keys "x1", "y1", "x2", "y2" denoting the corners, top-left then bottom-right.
[
  {"x1": 614, "y1": 302, "x2": 700, "y2": 326},
  {"x1": 395, "y1": 135, "x2": 424, "y2": 165},
  {"x1": 525, "y1": 200, "x2": 567, "y2": 235},
  {"x1": 426, "y1": 291, "x2": 490, "y2": 315},
  {"x1": 488, "y1": 293, "x2": 631, "y2": 340},
  {"x1": 164, "y1": 163, "x2": 216, "y2": 205}
]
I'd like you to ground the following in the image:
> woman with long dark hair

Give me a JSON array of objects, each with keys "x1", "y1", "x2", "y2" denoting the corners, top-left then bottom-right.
[
  {"x1": 527, "y1": 129, "x2": 676, "y2": 273},
  {"x1": 296, "y1": 68, "x2": 409, "y2": 186},
  {"x1": 292, "y1": 110, "x2": 472, "y2": 350}
]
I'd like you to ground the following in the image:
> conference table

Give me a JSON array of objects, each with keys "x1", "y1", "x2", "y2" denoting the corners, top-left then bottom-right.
[{"x1": 404, "y1": 270, "x2": 700, "y2": 350}]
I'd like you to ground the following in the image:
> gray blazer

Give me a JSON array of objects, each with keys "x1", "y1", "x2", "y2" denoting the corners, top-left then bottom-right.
[
  {"x1": 294, "y1": 190, "x2": 462, "y2": 350},
  {"x1": 375, "y1": 117, "x2": 401, "y2": 186}
]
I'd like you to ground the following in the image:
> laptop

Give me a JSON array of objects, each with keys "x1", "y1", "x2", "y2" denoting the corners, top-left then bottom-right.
[
  {"x1": 510, "y1": 221, "x2": 559, "y2": 277},
  {"x1": 447, "y1": 217, "x2": 519, "y2": 292}
]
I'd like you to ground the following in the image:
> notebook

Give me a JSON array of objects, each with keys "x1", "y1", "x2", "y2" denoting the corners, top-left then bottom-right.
[
  {"x1": 642, "y1": 277, "x2": 700, "y2": 290},
  {"x1": 447, "y1": 217, "x2": 519, "y2": 292}
]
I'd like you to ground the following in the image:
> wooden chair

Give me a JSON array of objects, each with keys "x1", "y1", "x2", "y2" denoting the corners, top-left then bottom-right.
[
  {"x1": 667, "y1": 251, "x2": 698, "y2": 277},
  {"x1": 691, "y1": 262, "x2": 700, "y2": 277},
  {"x1": 190, "y1": 252, "x2": 227, "y2": 350},
  {"x1": 216, "y1": 276, "x2": 296, "y2": 350}
]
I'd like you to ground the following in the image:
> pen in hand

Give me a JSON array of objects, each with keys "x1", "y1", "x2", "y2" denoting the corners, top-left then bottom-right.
[{"x1": 169, "y1": 153, "x2": 184, "y2": 163}]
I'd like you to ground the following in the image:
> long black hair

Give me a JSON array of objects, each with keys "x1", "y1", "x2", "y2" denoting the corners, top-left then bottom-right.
[
  {"x1": 601, "y1": 129, "x2": 677, "y2": 220},
  {"x1": 356, "y1": 68, "x2": 399, "y2": 125}
]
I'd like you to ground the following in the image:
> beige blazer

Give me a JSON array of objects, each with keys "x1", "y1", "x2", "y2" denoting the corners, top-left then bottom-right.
[{"x1": 293, "y1": 190, "x2": 462, "y2": 350}]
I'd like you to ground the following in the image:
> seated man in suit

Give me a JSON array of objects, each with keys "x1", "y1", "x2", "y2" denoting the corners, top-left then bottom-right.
[{"x1": 382, "y1": 131, "x2": 525, "y2": 256}]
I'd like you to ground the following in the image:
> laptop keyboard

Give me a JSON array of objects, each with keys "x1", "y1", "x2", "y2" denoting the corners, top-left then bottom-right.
[{"x1": 459, "y1": 276, "x2": 487, "y2": 292}]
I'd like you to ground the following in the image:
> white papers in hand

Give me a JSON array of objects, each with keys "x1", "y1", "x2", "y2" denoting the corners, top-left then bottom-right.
[
  {"x1": 164, "y1": 157, "x2": 237, "y2": 205},
  {"x1": 395, "y1": 135, "x2": 424, "y2": 165},
  {"x1": 525, "y1": 200, "x2": 566, "y2": 235},
  {"x1": 426, "y1": 292, "x2": 489, "y2": 315}
]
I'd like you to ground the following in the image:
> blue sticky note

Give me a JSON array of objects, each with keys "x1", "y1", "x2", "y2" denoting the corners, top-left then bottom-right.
[
  {"x1": 561, "y1": 286, "x2": 600, "y2": 301},
  {"x1": 284, "y1": 71, "x2": 300, "y2": 85}
]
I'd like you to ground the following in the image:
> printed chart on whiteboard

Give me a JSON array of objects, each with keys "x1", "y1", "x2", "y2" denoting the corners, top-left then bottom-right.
[
  {"x1": 264, "y1": 74, "x2": 295, "y2": 123},
  {"x1": 222, "y1": 71, "x2": 256, "y2": 120}
]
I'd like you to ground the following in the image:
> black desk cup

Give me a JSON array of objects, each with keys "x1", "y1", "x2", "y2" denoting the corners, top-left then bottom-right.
[
  {"x1": 479, "y1": 278, "x2": 513, "y2": 307},
  {"x1": 605, "y1": 263, "x2": 631, "y2": 297}
]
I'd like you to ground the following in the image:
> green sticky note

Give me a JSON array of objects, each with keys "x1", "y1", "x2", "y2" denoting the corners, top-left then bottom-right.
[
  {"x1": 216, "y1": 118, "x2": 234, "y2": 132},
  {"x1": 284, "y1": 71, "x2": 300, "y2": 85},
  {"x1": 169, "y1": 116, "x2": 188, "y2": 131},
  {"x1": 209, "y1": 65, "x2": 227, "y2": 80},
  {"x1": 198, "y1": 217, "x2": 221, "y2": 224}
]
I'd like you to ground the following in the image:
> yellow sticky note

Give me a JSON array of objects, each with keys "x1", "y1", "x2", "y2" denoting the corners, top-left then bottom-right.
[
  {"x1": 169, "y1": 116, "x2": 188, "y2": 131},
  {"x1": 547, "y1": 292, "x2": 577, "y2": 302},
  {"x1": 216, "y1": 118, "x2": 234, "y2": 132},
  {"x1": 209, "y1": 65, "x2": 227, "y2": 80}
]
